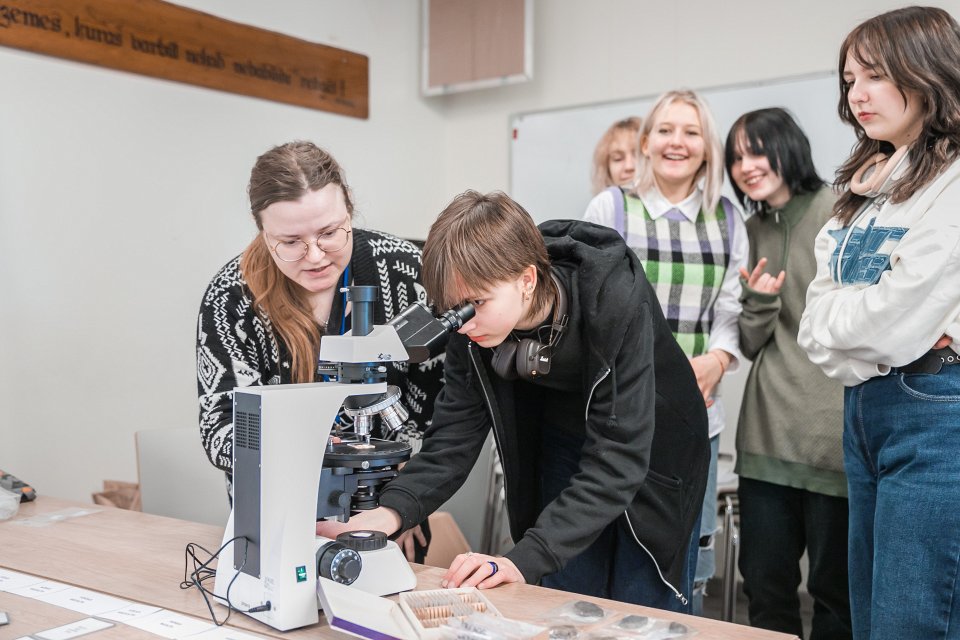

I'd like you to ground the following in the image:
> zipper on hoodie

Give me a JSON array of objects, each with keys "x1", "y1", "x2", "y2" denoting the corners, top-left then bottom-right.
[
  {"x1": 471, "y1": 349, "x2": 687, "y2": 604},
  {"x1": 586, "y1": 367, "x2": 688, "y2": 606},
  {"x1": 773, "y1": 208, "x2": 790, "y2": 277},
  {"x1": 467, "y1": 343, "x2": 511, "y2": 518},
  {"x1": 624, "y1": 512, "x2": 688, "y2": 605}
]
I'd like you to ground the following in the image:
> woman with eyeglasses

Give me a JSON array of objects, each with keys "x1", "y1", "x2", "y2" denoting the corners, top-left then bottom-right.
[{"x1": 196, "y1": 140, "x2": 443, "y2": 559}]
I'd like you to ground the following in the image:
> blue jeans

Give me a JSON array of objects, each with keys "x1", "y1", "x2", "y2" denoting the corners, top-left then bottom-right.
[
  {"x1": 738, "y1": 477, "x2": 851, "y2": 640},
  {"x1": 691, "y1": 435, "x2": 720, "y2": 615},
  {"x1": 539, "y1": 430, "x2": 693, "y2": 612},
  {"x1": 844, "y1": 367, "x2": 960, "y2": 640}
]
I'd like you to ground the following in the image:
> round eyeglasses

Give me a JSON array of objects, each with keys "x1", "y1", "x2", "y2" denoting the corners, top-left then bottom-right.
[{"x1": 269, "y1": 227, "x2": 351, "y2": 262}]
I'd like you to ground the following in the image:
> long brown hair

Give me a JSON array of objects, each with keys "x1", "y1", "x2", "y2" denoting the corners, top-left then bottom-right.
[
  {"x1": 834, "y1": 6, "x2": 960, "y2": 224},
  {"x1": 422, "y1": 191, "x2": 554, "y2": 326},
  {"x1": 240, "y1": 141, "x2": 354, "y2": 382}
]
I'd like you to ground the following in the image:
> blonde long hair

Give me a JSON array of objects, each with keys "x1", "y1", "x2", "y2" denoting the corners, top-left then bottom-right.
[
  {"x1": 239, "y1": 141, "x2": 354, "y2": 383},
  {"x1": 634, "y1": 90, "x2": 724, "y2": 211}
]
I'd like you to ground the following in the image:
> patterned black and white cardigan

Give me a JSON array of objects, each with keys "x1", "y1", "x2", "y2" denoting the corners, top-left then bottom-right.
[{"x1": 196, "y1": 228, "x2": 445, "y2": 475}]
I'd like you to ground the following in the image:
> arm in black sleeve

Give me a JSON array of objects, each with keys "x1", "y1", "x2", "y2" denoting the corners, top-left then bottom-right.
[
  {"x1": 378, "y1": 335, "x2": 491, "y2": 532},
  {"x1": 505, "y1": 302, "x2": 656, "y2": 583}
]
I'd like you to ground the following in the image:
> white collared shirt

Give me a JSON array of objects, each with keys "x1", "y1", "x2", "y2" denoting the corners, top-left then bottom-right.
[{"x1": 584, "y1": 186, "x2": 748, "y2": 438}]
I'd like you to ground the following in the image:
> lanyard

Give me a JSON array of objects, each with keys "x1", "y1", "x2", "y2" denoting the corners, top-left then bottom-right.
[
  {"x1": 318, "y1": 265, "x2": 351, "y2": 384},
  {"x1": 338, "y1": 264, "x2": 350, "y2": 336}
]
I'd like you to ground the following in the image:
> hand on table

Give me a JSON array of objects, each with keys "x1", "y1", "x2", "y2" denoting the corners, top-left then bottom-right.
[{"x1": 441, "y1": 552, "x2": 523, "y2": 590}]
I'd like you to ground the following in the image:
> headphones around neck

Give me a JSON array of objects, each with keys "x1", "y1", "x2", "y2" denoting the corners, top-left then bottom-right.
[
  {"x1": 850, "y1": 146, "x2": 910, "y2": 198},
  {"x1": 491, "y1": 272, "x2": 569, "y2": 382}
]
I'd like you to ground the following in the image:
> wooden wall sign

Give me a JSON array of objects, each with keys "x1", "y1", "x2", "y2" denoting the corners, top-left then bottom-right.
[{"x1": 0, "y1": 0, "x2": 369, "y2": 118}]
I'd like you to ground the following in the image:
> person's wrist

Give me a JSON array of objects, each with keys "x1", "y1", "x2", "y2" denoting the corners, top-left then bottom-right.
[
  {"x1": 380, "y1": 507, "x2": 403, "y2": 535},
  {"x1": 709, "y1": 350, "x2": 729, "y2": 374}
]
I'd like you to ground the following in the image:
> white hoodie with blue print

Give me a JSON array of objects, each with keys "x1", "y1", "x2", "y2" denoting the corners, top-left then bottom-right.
[{"x1": 799, "y1": 158, "x2": 960, "y2": 386}]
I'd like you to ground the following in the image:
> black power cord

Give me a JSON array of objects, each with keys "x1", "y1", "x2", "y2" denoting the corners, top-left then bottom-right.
[{"x1": 180, "y1": 536, "x2": 271, "y2": 626}]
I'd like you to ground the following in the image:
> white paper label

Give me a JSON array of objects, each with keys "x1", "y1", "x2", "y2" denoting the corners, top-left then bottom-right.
[
  {"x1": 8, "y1": 580, "x2": 71, "y2": 598},
  {"x1": 97, "y1": 602, "x2": 162, "y2": 622},
  {"x1": 123, "y1": 610, "x2": 213, "y2": 639},
  {"x1": 34, "y1": 587, "x2": 132, "y2": 615},
  {"x1": 34, "y1": 617, "x2": 114, "y2": 640},
  {"x1": 0, "y1": 568, "x2": 44, "y2": 592}
]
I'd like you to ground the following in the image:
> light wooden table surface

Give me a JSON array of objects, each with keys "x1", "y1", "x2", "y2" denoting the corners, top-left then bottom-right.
[{"x1": 0, "y1": 497, "x2": 796, "y2": 639}]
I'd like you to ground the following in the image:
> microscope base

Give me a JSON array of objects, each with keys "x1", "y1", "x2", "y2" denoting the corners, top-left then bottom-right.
[
  {"x1": 213, "y1": 512, "x2": 416, "y2": 631},
  {"x1": 339, "y1": 539, "x2": 417, "y2": 596}
]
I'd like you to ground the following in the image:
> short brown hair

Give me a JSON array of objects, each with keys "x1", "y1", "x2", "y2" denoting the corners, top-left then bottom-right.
[{"x1": 422, "y1": 191, "x2": 553, "y2": 320}]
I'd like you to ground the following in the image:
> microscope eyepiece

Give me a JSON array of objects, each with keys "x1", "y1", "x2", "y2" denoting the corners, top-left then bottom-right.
[
  {"x1": 438, "y1": 302, "x2": 475, "y2": 332},
  {"x1": 387, "y1": 302, "x2": 476, "y2": 363}
]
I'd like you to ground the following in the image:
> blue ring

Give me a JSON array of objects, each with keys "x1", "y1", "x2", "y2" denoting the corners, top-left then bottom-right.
[{"x1": 488, "y1": 561, "x2": 498, "y2": 576}]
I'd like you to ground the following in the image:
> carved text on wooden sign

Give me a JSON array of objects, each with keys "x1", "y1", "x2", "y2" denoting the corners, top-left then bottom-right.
[{"x1": 0, "y1": 0, "x2": 369, "y2": 118}]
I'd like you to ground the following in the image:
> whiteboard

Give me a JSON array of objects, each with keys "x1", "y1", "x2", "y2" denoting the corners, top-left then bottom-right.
[
  {"x1": 510, "y1": 72, "x2": 856, "y2": 224},
  {"x1": 509, "y1": 72, "x2": 858, "y2": 454}
]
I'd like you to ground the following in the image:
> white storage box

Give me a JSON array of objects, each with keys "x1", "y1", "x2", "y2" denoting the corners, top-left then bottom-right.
[{"x1": 317, "y1": 578, "x2": 500, "y2": 640}]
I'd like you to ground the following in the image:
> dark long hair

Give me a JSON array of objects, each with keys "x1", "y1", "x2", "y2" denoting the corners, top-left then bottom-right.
[
  {"x1": 725, "y1": 108, "x2": 824, "y2": 215},
  {"x1": 834, "y1": 6, "x2": 960, "y2": 224}
]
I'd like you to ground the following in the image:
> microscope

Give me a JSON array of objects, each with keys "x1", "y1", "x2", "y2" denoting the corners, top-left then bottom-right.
[{"x1": 212, "y1": 286, "x2": 473, "y2": 631}]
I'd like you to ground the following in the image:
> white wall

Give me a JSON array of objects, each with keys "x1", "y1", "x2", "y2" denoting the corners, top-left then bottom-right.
[{"x1": 2, "y1": 0, "x2": 950, "y2": 509}]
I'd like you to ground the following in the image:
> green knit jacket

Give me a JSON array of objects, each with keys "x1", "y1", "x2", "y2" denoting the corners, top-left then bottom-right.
[{"x1": 735, "y1": 187, "x2": 846, "y2": 497}]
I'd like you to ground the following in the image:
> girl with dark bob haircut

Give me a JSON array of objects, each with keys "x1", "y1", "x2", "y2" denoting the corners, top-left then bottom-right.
[
  {"x1": 724, "y1": 108, "x2": 824, "y2": 215},
  {"x1": 725, "y1": 108, "x2": 850, "y2": 639}
]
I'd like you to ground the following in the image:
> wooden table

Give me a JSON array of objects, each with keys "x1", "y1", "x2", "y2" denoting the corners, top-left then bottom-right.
[{"x1": 0, "y1": 497, "x2": 796, "y2": 639}]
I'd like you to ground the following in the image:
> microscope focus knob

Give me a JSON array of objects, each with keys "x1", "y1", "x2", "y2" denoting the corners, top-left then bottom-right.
[
  {"x1": 334, "y1": 491, "x2": 353, "y2": 510},
  {"x1": 316, "y1": 541, "x2": 362, "y2": 585},
  {"x1": 337, "y1": 529, "x2": 388, "y2": 552}
]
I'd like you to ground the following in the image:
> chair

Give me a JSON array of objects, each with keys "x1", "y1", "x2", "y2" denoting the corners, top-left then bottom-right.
[
  {"x1": 716, "y1": 452, "x2": 740, "y2": 623},
  {"x1": 135, "y1": 427, "x2": 230, "y2": 526},
  {"x1": 719, "y1": 491, "x2": 740, "y2": 622},
  {"x1": 422, "y1": 511, "x2": 471, "y2": 568}
]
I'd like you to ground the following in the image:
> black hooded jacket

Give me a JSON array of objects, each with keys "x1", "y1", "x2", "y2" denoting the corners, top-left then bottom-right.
[{"x1": 378, "y1": 220, "x2": 709, "y2": 595}]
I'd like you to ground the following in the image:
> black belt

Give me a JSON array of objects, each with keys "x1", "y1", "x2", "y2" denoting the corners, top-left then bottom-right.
[{"x1": 897, "y1": 347, "x2": 960, "y2": 375}]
